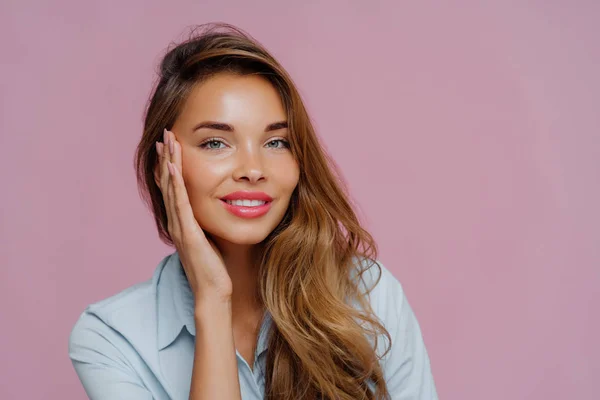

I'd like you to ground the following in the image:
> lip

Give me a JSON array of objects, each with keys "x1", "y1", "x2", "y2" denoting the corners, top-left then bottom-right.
[
  {"x1": 220, "y1": 191, "x2": 273, "y2": 202},
  {"x1": 219, "y1": 191, "x2": 274, "y2": 219},
  {"x1": 220, "y1": 200, "x2": 272, "y2": 218}
]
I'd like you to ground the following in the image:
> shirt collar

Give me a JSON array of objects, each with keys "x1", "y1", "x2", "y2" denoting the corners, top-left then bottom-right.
[{"x1": 156, "y1": 251, "x2": 273, "y2": 357}]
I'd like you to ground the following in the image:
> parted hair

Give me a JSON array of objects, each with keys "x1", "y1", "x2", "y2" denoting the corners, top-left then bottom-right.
[{"x1": 134, "y1": 23, "x2": 392, "y2": 400}]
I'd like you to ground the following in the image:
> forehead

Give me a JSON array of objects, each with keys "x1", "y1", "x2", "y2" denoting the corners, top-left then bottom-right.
[{"x1": 176, "y1": 72, "x2": 286, "y2": 130}]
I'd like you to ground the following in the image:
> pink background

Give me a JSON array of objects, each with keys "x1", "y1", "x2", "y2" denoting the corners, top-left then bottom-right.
[{"x1": 2, "y1": 1, "x2": 598, "y2": 399}]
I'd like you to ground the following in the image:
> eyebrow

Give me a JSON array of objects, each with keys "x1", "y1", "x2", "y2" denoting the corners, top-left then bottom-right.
[{"x1": 192, "y1": 121, "x2": 288, "y2": 133}]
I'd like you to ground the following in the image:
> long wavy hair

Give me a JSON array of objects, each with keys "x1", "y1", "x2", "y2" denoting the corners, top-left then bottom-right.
[{"x1": 134, "y1": 23, "x2": 392, "y2": 400}]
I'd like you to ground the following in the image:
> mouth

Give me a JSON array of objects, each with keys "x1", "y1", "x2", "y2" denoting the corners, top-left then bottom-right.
[
  {"x1": 219, "y1": 199, "x2": 273, "y2": 218},
  {"x1": 222, "y1": 199, "x2": 269, "y2": 207}
]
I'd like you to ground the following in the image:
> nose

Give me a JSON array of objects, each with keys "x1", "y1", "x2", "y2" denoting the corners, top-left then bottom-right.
[{"x1": 232, "y1": 145, "x2": 266, "y2": 184}]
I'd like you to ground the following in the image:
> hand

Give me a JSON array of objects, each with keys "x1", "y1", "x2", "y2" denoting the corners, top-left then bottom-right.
[{"x1": 156, "y1": 128, "x2": 233, "y2": 303}]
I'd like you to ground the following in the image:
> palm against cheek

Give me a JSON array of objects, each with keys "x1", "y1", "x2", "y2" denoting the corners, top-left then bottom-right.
[{"x1": 157, "y1": 129, "x2": 233, "y2": 300}]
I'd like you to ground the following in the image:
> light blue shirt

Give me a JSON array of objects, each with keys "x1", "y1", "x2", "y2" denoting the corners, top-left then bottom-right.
[{"x1": 68, "y1": 253, "x2": 438, "y2": 399}]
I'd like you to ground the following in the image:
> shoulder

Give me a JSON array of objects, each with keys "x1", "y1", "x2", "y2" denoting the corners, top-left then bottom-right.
[
  {"x1": 352, "y1": 258, "x2": 439, "y2": 398},
  {"x1": 70, "y1": 277, "x2": 154, "y2": 326},
  {"x1": 85, "y1": 278, "x2": 154, "y2": 317},
  {"x1": 350, "y1": 257, "x2": 414, "y2": 355},
  {"x1": 350, "y1": 257, "x2": 407, "y2": 316},
  {"x1": 68, "y1": 254, "x2": 172, "y2": 363},
  {"x1": 68, "y1": 279, "x2": 154, "y2": 360}
]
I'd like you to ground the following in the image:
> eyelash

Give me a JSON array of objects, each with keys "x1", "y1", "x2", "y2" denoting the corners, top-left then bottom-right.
[{"x1": 199, "y1": 138, "x2": 290, "y2": 150}]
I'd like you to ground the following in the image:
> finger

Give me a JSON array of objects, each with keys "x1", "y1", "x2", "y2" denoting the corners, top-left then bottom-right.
[
  {"x1": 167, "y1": 160, "x2": 206, "y2": 244},
  {"x1": 166, "y1": 129, "x2": 183, "y2": 241},
  {"x1": 166, "y1": 165, "x2": 181, "y2": 239},
  {"x1": 169, "y1": 132, "x2": 188, "y2": 241},
  {"x1": 160, "y1": 128, "x2": 172, "y2": 191},
  {"x1": 169, "y1": 131, "x2": 183, "y2": 178},
  {"x1": 160, "y1": 130, "x2": 179, "y2": 238}
]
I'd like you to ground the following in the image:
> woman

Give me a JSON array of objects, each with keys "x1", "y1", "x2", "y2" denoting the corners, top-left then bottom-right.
[{"x1": 68, "y1": 23, "x2": 438, "y2": 400}]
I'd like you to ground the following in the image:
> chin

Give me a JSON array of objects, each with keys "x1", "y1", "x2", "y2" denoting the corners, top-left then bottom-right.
[
  {"x1": 195, "y1": 201, "x2": 289, "y2": 246},
  {"x1": 204, "y1": 223, "x2": 275, "y2": 246}
]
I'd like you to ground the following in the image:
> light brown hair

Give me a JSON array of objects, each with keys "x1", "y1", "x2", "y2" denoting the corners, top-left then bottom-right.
[{"x1": 134, "y1": 23, "x2": 392, "y2": 400}]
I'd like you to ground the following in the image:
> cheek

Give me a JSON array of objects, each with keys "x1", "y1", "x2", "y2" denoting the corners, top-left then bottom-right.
[
  {"x1": 181, "y1": 159, "x2": 221, "y2": 203},
  {"x1": 273, "y1": 159, "x2": 300, "y2": 194}
]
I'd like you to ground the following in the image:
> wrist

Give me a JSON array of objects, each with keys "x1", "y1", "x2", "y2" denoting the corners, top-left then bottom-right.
[{"x1": 194, "y1": 295, "x2": 232, "y2": 320}]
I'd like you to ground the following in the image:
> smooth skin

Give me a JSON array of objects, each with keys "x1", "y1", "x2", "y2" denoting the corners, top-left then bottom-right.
[{"x1": 154, "y1": 73, "x2": 300, "y2": 399}]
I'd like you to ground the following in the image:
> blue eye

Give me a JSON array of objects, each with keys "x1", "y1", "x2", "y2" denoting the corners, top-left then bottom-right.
[
  {"x1": 200, "y1": 139, "x2": 226, "y2": 149},
  {"x1": 266, "y1": 139, "x2": 289, "y2": 149},
  {"x1": 200, "y1": 138, "x2": 289, "y2": 150}
]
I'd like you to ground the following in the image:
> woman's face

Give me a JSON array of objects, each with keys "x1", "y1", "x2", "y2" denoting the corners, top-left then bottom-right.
[{"x1": 168, "y1": 72, "x2": 300, "y2": 246}]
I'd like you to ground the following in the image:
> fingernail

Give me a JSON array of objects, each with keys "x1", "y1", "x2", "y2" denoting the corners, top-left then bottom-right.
[
  {"x1": 155, "y1": 141, "x2": 162, "y2": 154},
  {"x1": 163, "y1": 128, "x2": 168, "y2": 146},
  {"x1": 169, "y1": 133, "x2": 175, "y2": 155}
]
